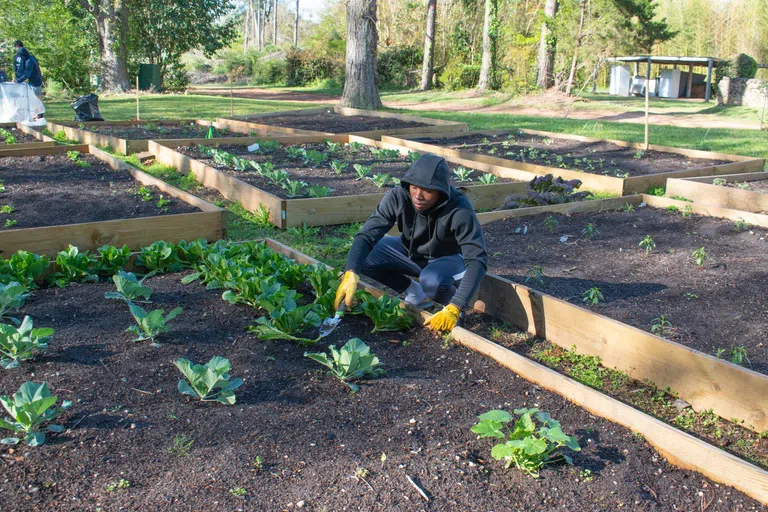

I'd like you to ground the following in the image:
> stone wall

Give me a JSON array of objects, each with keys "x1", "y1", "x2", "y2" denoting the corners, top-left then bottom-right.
[{"x1": 716, "y1": 77, "x2": 768, "y2": 108}]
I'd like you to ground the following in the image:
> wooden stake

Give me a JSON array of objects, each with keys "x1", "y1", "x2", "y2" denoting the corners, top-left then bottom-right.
[
  {"x1": 230, "y1": 78, "x2": 234, "y2": 117},
  {"x1": 644, "y1": 58, "x2": 650, "y2": 151},
  {"x1": 136, "y1": 76, "x2": 140, "y2": 121}
]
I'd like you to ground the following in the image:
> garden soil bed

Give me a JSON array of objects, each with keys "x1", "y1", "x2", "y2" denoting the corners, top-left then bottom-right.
[
  {"x1": 240, "y1": 112, "x2": 429, "y2": 133},
  {"x1": 411, "y1": 132, "x2": 731, "y2": 177},
  {"x1": 482, "y1": 205, "x2": 768, "y2": 374},
  {"x1": 0, "y1": 153, "x2": 198, "y2": 229},
  {"x1": 180, "y1": 143, "x2": 516, "y2": 199},
  {"x1": 726, "y1": 180, "x2": 768, "y2": 193},
  {"x1": 83, "y1": 123, "x2": 247, "y2": 140},
  {"x1": 0, "y1": 273, "x2": 761, "y2": 511},
  {"x1": 0, "y1": 127, "x2": 38, "y2": 145}
]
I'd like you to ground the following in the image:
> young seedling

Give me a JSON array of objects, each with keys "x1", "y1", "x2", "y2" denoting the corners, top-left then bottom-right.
[
  {"x1": 49, "y1": 245, "x2": 98, "y2": 288},
  {"x1": 262, "y1": 167, "x2": 291, "y2": 186},
  {"x1": 325, "y1": 140, "x2": 341, "y2": 153},
  {"x1": 126, "y1": 302, "x2": 183, "y2": 345},
  {"x1": 95, "y1": 244, "x2": 131, "y2": 275},
  {"x1": 0, "y1": 317, "x2": 54, "y2": 369},
  {"x1": 581, "y1": 287, "x2": 604, "y2": 305},
  {"x1": 175, "y1": 356, "x2": 243, "y2": 405},
  {"x1": 285, "y1": 146, "x2": 307, "y2": 161},
  {"x1": 638, "y1": 235, "x2": 656, "y2": 255},
  {"x1": 0, "y1": 251, "x2": 50, "y2": 289},
  {"x1": 681, "y1": 205, "x2": 694, "y2": 219},
  {"x1": 650, "y1": 314, "x2": 672, "y2": 336},
  {"x1": 633, "y1": 150, "x2": 645, "y2": 160},
  {"x1": 525, "y1": 265, "x2": 544, "y2": 285},
  {"x1": 137, "y1": 241, "x2": 183, "y2": 273},
  {"x1": 543, "y1": 215, "x2": 558, "y2": 232},
  {"x1": 169, "y1": 434, "x2": 195, "y2": 456},
  {"x1": 0, "y1": 205, "x2": 15, "y2": 214},
  {"x1": 622, "y1": 203, "x2": 635, "y2": 213},
  {"x1": 477, "y1": 173, "x2": 498, "y2": 185},
  {"x1": 369, "y1": 147, "x2": 400, "y2": 159},
  {"x1": 734, "y1": 218, "x2": 749, "y2": 232},
  {"x1": 408, "y1": 151, "x2": 422, "y2": 163},
  {"x1": 249, "y1": 301, "x2": 323, "y2": 346},
  {"x1": 581, "y1": 223, "x2": 600, "y2": 239},
  {"x1": 470, "y1": 408, "x2": 580, "y2": 478},
  {"x1": 330, "y1": 160, "x2": 347, "y2": 174},
  {"x1": 304, "y1": 338, "x2": 385, "y2": 392},
  {"x1": 728, "y1": 346, "x2": 751, "y2": 368},
  {"x1": 305, "y1": 149, "x2": 328, "y2": 167},
  {"x1": 358, "y1": 293, "x2": 414, "y2": 332},
  {"x1": 370, "y1": 173, "x2": 393, "y2": 188},
  {"x1": 135, "y1": 186, "x2": 154, "y2": 202},
  {"x1": 0, "y1": 382, "x2": 72, "y2": 446},
  {"x1": 281, "y1": 179, "x2": 308, "y2": 198},
  {"x1": 106, "y1": 479, "x2": 131, "y2": 491},
  {"x1": 712, "y1": 177, "x2": 727, "y2": 186},
  {"x1": 308, "y1": 185, "x2": 334, "y2": 198},
  {"x1": 452, "y1": 167, "x2": 474, "y2": 182},
  {"x1": 0, "y1": 281, "x2": 28, "y2": 325},
  {"x1": 105, "y1": 271, "x2": 153, "y2": 303},
  {"x1": 346, "y1": 141, "x2": 364, "y2": 153},
  {"x1": 691, "y1": 247, "x2": 707, "y2": 266},
  {"x1": 353, "y1": 164, "x2": 374, "y2": 180}
]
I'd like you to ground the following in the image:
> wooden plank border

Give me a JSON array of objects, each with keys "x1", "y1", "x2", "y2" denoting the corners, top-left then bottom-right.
[
  {"x1": 381, "y1": 130, "x2": 765, "y2": 195},
  {"x1": 151, "y1": 136, "x2": 527, "y2": 228},
  {"x1": 0, "y1": 145, "x2": 226, "y2": 256},
  {"x1": 263, "y1": 238, "x2": 768, "y2": 506},
  {"x1": 15, "y1": 122, "x2": 57, "y2": 143},
  {"x1": 666, "y1": 173, "x2": 768, "y2": 214},
  {"x1": 468, "y1": 195, "x2": 768, "y2": 432},
  {"x1": 0, "y1": 144, "x2": 89, "y2": 158}
]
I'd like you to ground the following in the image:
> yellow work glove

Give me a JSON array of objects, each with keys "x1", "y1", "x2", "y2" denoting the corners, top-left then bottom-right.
[
  {"x1": 334, "y1": 271, "x2": 360, "y2": 310},
  {"x1": 424, "y1": 304, "x2": 461, "y2": 332}
]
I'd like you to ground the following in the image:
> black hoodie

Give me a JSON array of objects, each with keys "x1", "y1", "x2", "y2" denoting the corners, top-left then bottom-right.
[
  {"x1": 344, "y1": 153, "x2": 488, "y2": 309},
  {"x1": 14, "y1": 48, "x2": 43, "y2": 87}
]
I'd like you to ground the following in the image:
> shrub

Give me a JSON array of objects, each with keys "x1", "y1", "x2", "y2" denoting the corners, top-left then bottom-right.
[
  {"x1": 716, "y1": 53, "x2": 758, "y2": 84},
  {"x1": 440, "y1": 59, "x2": 481, "y2": 90},
  {"x1": 377, "y1": 46, "x2": 423, "y2": 88},
  {"x1": 286, "y1": 48, "x2": 341, "y2": 86},
  {"x1": 252, "y1": 59, "x2": 288, "y2": 85}
]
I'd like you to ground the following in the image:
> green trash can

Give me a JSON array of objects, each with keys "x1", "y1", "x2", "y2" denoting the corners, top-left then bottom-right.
[{"x1": 138, "y1": 64, "x2": 162, "y2": 91}]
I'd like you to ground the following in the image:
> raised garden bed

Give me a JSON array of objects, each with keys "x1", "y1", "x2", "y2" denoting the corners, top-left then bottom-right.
[
  {"x1": 0, "y1": 145, "x2": 225, "y2": 256},
  {"x1": 666, "y1": 172, "x2": 768, "y2": 214},
  {"x1": 151, "y1": 135, "x2": 526, "y2": 228},
  {"x1": 41, "y1": 120, "x2": 293, "y2": 155},
  {"x1": 217, "y1": 105, "x2": 468, "y2": 139},
  {"x1": 0, "y1": 125, "x2": 39, "y2": 145},
  {"x1": 0, "y1": 239, "x2": 764, "y2": 509},
  {"x1": 0, "y1": 123, "x2": 56, "y2": 152},
  {"x1": 379, "y1": 129, "x2": 765, "y2": 195}
]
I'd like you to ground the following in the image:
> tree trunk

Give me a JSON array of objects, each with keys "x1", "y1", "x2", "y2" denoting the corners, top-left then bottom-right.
[
  {"x1": 94, "y1": 0, "x2": 129, "y2": 92},
  {"x1": 257, "y1": 1, "x2": 263, "y2": 49},
  {"x1": 273, "y1": 0, "x2": 278, "y2": 45},
  {"x1": 340, "y1": 0, "x2": 383, "y2": 109},
  {"x1": 536, "y1": 0, "x2": 558, "y2": 89},
  {"x1": 477, "y1": 0, "x2": 496, "y2": 92},
  {"x1": 420, "y1": 0, "x2": 437, "y2": 90},
  {"x1": 565, "y1": 0, "x2": 586, "y2": 96},
  {"x1": 294, "y1": 0, "x2": 299, "y2": 47},
  {"x1": 244, "y1": 1, "x2": 251, "y2": 51}
]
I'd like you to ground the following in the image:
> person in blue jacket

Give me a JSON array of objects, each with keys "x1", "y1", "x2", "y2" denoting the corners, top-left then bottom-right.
[{"x1": 13, "y1": 41, "x2": 43, "y2": 97}]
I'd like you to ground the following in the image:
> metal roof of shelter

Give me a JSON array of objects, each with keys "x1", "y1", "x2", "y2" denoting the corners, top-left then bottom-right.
[{"x1": 607, "y1": 56, "x2": 719, "y2": 66}]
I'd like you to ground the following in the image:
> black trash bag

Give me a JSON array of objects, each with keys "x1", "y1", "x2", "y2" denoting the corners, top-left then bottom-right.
[{"x1": 71, "y1": 93, "x2": 104, "y2": 122}]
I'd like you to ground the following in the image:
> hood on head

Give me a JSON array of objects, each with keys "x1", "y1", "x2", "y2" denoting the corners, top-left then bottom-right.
[
  {"x1": 400, "y1": 153, "x2": 451, "y2": 197},
  {"x1": 17, "y1": 48, "x2": 29, "y2": 58}
]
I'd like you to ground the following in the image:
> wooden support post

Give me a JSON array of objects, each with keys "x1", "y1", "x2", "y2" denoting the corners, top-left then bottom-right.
[
  {"x1": 705, "y1": 58, "x2": 713, "y2": 102},
  {"x1": 136, "y1": 76, "x2": 140, "y2": 121},
  {"x1": 686, "y1": 63, "x2": 694, "y2": 98},
  {"x1": 230, "y1": 79, "x2": 234, "y2": 117},
  {"x1": 645, "y1": 57, "x2": 651, "y2": 151}
]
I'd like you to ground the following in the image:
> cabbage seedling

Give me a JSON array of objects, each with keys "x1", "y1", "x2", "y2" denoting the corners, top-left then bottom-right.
[
  {"x1": 0, "y1": 251, "x2": 50, "y2": 289},
  {"x1": 0, "y1": 281, "x2": 28, "y2": 325},
  {"x1": 105, "y1": 271, "x2": 153, "y2": 303},
  {"x1": 308, "y1": 185, "x2": 334, "y2": 198},
  {"x1": 638, "y1": 235, "x2": 655, "y2": 255},
  {"x1": 126, "y1": 302, "x2": 183, "y2": 345},
  {"x1": 353, "y1": 164, "x2": 374, "y2": 180},
  {"x1": 477, "y1": 173, "x2": 498, "y2": 184},
  {"x1": 0, "y1": 317, "x2": 54, "y2": 369},
  {"x1": 137, "y1": 241, "x2": 183, "y2": 273},
  {"x1": 370, "y1": 173, "x2": 392, "y2": 188},
  {"x1": 175, "y1": 356, "x2": 243, "y2": 405},
  {"x1": 49, "y1": 245, "x2": 98, "y2": 287},
  {"x1": 452, "y1": 167, "x2": 474, "y2": 182},
  {"x1": 330, "y1": 160, "x2": 346, "y2": 174},
  {"x1": 95, "y1": 244, "x2": 131, "y2": 275},
  {"x1": 358, "y1": 294, "x2": 413, "y2": 332},
  {"x1": 281, "y1": 179, "x2": 308, "y2": 198},
  {"x1": 304, "y1": 338, "x2": 385, "y2": 392},
  {"x1": 0, "y1": 382, "x2": 71, "y2": 446},
  {"x1": 581, "y1": 287, "x2": 603, "y2": 305}
]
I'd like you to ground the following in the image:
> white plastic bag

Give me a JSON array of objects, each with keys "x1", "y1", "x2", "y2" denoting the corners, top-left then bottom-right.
[{"x1": 0, "y1": 82, "x2": 45, "y2": 123}]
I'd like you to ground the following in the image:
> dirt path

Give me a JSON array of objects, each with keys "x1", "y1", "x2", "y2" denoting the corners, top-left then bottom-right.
[{"x1": 192, "y1": 87, "x2": 762, "y2": 130}]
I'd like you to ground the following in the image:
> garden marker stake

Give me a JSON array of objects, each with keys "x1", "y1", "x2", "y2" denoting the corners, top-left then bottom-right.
[{"x1": 136, "y1": 76, "x2": 140, "y2": 121}]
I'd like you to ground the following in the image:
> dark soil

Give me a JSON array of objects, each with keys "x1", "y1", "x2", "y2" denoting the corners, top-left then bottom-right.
[
  {"x1": 240, "y1": 111, "x2": 429, "y2": 134},
  {"x1": 1, "y1": 274, "x2": 762, "y2": 511},
  {"x1": 0, "y1": 153, "x2": 199, "y2": 231},
  {"x1": 0, "y1": 127, "x2": 38, "y2": 145},
  {"x1": 482, "y1": 205, "x2": 768, "y2": 373},
  {"x1": 83, "y1": 123, "x2": 247, "y2": 141},
  {"x1": 180, "y1": 142, "x2": 516, "y2": 199},
  {"x1": 411, "y1": 132, "x2": 731, "y2": 177},
  {"x1": 724, "y1": 180, "x2": 768, "y2": 194}
]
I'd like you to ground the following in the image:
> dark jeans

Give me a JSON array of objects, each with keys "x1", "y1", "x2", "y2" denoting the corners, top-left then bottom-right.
[{"x1": 361, "y1": 236, "x2": 465, "y2": 305}]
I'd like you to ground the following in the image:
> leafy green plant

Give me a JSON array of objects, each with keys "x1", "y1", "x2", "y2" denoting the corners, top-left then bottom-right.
[
  {"x1": 369, "y1": 147, "x2": 400, "y2": 159},
  {"x1": 370, "y1": 173, "x2": 393, "y2": 188},
  {"x1": 346, "y1": 141, "x2": 364, "y2": 152},
  {"x1": 0, "y1": 251, "x2": 50, "y2": 289},
  {"x1": 135, "y1": 186, "x2": 154, "y2": 201},
  {"x1": 452, "y1": 167, "x2": 474, "y2": 182},
  {"x1": 622, "y1": 203, "x2": 635, "y2": 213},
  {"x1": 262, "y1": 167, "x2": 290, "y2": 186},
  {"x1": 0, "y1": 317, "x2": 54, "y2": 369},
  {"x1": 0, "y1": 205, "x2": 15, "y2": 214},
  {"x1": 95, "y1": 244, "x2": 131, "y2": 275},
  {"x1": 49, "y1": 245, "x2": 98, "y2": 288},
  {"x1": 353, "y1": 164, "x2": 374, "y2": 180},
  {"x1": 525, "y1": 265, "x2": 544, "y2": 285},
  {"x1": 249, "y1": 300, "x2": 322, "y2": 346},
  {"x1": 126, "y1": 302, "x2": 183, "y2": 345},
  {"x1": 470, "y1": 408, "x2": 580, "y2": 478},
  {"x1": 681, "y1": 205, "x2": 694, "y2": 219},
  {"x1": 137, "y1": 241, "x2": 183, "y2": 273},
  {"x1": 325, "y1": 140, "x2": 341, "y2": 153},
  {"x1": 305, "y1": 149, "x2": 328, "y2": 167},
  {"x1": 646, "y1": 186, "x2": 665, "y2": 196},
  {"x1": 228, "y1": 487, "x2": 247, "y2": 497},
  {"x1": 0, "y1": 382, "x2": 71, "y2": 446},
  {"x1": 633, "y1": 150, "x2": 645, "y2": 160},
  {"x1": 285, "y1": 145, "x2": 307, "y2": 161},
  {"x1": 581, "y1": 223, "x2": 600, "y2": 239},
  {"x1": 4, "y1": 219, "x2": 17, "y2": 229},
  {"x1": 176, "y1": 239, "x2": 209, "y2": 268},
  {"x1": 357, "y1": 293, "x2": 413, "y2": 332},
  {"x1": 0, "y1": 128, "x2": 17, "y2": 144},
  {"x1": 106, "y1": 479, "x2": 131, "y2": 491},
  {"x1": 0, "y1": 281, "x2": 28, "y2": 325},
  {"x1": 543, "y1": 215, "x2": 558, "y2": 232},
  {"x1": 717, "y1": 346, "x2": 751, "y2": 368},
  {"x1": 734, "y1": 218, "x2": 749, "y2": 232},
  {"x1": 304, "y1": 338, "x2": 385, "y2": 392},
  {"x1": 477, "y1": 173, "x2": 498, "y2": 184},
  {"x1": 105, "y1": 271, "x2": 153, "y2": 303},
  {"x1": 691, "y1": 247, "x2": 707, "y2": 266},
  {"x1": 308, "y1": 185, "x2": 334, "y2": 198},
  {"x1": 650, "y1": 314, "x2": 672, "y2": 336},
  {"x1": 408, "y1": 151, "x2": 422, "y2": 162},
  {"x1": 582, "y1": 287, "x2": 604, "y2": 305},
  {"x1": 638, "y1": 235, "x2": 656, "y2": 255},
  {"x1": 257, "y1": 140, "x2": 280, "y2": 153},
  {"x1": 712, "y1": 177, "x2": 727, "y2": 186},
  {"x1": 169, "y1": 434, "x2": 195, "y2": 456},
  {"x1": 174, "y1": 356, "x2": 243, "y2": 405},
  {"x1": 330, "y1": 160, "x2": 347, "y2": 174},
  {"x1": 281, "y1": 179, "x2": 308, "y2": 198}
]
